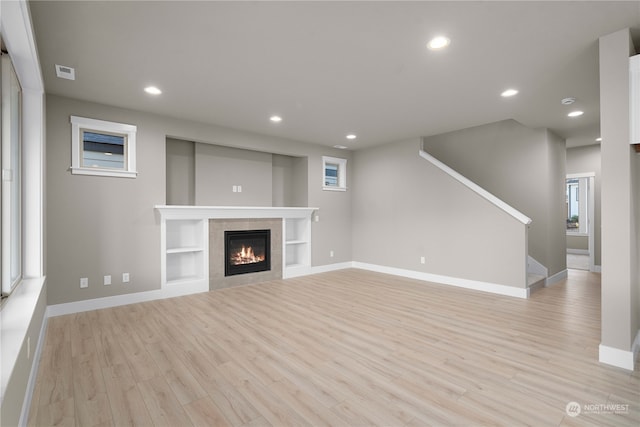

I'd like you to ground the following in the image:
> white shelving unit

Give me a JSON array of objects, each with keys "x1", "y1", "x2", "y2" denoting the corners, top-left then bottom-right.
[
  {"x1": 283, "y1": 217, "x2": 311, "y2": 277},
  {"x1": 156, "y1": 206, "x2": 317, "y2": 291},
  {"x1": 160, "y1": 216, "x2": 209, "y2": 293}
]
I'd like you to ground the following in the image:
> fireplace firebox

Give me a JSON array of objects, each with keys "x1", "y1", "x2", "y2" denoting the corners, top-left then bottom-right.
[{"x1": 224, "y1": 229, "x2": 271, "y2": 277}]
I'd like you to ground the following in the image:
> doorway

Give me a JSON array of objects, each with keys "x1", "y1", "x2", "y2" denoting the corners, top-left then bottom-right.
[{"x1": 566, "y1": 173, "x2": 595, "y2": 271}]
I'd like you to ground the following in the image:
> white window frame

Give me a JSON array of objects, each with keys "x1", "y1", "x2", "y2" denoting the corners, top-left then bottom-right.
[
  {"x1": 1, "y1": 53, "x2": 23, "y2": 296},
  {"x1": 322, "y1": 156, "x2": 347, "y2": 191},
  {"x1": 70, "y1": 115, "x2": 137, "y2": 178}
]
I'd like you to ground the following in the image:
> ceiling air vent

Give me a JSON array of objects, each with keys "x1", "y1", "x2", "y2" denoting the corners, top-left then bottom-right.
[{"x1": 55, "y1": 64, "x2": 75, "y2": 80}]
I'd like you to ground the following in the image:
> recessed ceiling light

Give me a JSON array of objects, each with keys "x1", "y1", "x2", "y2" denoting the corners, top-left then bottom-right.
[
  {"x1": 568, "y1": 110, "x2": 584, "y2": 117},
  {"x1": 427, "y1": 36, "x2": 450, "y2": 50},
  {"x1": 333, "y1": 145, "x2": 348, "y2": 150},
  {"x1": 501, "y1": 89, "x2": 518, "y2": 97},
  {"x1": 596, "y1": 137, "x2": 602, "y2": 142},
  {"x1": 346, "y1": 134, "x2": 357, "y2": 140},
  {"x1": 144, "y1": 86, "x2": 162, "y2": 95},
  {"x1": 270, "y1": 115, "x2": 282, "y2": 123}
]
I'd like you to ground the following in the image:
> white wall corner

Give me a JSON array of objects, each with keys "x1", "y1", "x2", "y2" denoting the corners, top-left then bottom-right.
[
  {"x1": 599, "y1": 343, "x2": 636, "y2": 371},
  {"x1": 545, "y1": 269, "x2": 568, "y2": 287}
]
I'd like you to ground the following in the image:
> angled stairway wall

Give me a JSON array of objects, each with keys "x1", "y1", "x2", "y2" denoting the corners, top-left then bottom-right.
[
  {"x1": 421, "y1": 119, "x2": 567, "y2": 278},
  {"x1": 352, "y1": 138, "x2": 530, "y2": 293}
]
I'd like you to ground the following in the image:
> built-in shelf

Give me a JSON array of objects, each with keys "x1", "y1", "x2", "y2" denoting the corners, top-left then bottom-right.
[{"x1": 156, "y1": 205, "x2": 318, "y2": 290}]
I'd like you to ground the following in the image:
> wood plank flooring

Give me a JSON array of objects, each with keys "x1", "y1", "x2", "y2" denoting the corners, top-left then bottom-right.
[{"x1": 28, "y1": 269, "x2": 640, "y2": 426}]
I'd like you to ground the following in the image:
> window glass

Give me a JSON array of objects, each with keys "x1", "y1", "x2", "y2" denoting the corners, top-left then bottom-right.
[{"x1": 81, "y1": 130, "x2": 126, "y2": 169}]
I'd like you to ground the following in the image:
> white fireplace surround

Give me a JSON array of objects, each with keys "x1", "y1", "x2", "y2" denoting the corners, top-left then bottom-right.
[{"x1": 156, "y1": 205, "x2": 318, "y2": 295}]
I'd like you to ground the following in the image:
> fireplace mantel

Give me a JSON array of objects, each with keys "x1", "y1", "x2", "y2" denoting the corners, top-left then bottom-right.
[
  {"x1": 155, "y1": 205, "x2": 318, "y2": 220},
  {"x1": 155, "y1": 205, "x2": 318, "y2": 295}
]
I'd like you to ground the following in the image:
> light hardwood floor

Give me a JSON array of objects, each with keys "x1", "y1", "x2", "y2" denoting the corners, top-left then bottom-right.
[{"x1": 28, "y1": 269, "x2": 639, "y2": 426}]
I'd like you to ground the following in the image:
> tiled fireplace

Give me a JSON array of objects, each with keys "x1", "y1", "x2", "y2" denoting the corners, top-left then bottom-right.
[{"x1": 209, "y1": 218, "x2": 282, "y2": 290}]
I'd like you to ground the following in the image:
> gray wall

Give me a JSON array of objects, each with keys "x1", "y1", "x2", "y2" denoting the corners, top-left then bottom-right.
[
  {"x1": 599, "y1": 29, "x2": 639, "y2": 353},
  {"x1": 46, "y1": 94, "x2": 352, "y2": 305},
  {"x1": 352, "y1": 138, "x2": 527, "y2": 288},
  {"x1": 421, "y1": 119, "x2": 567, "y2": 276},
  {"x1": 566, "y1": 144, "x2": 602, "y2": 264},
  {"x1": 567, "y1": 234, "x2": 588, "y2": 251},
  {"x1": 195, "y1": 143, "x2": 273, "y2": 206},
  {"x1": 166, "y1": 138, "x2": 195, "y2": 205}
]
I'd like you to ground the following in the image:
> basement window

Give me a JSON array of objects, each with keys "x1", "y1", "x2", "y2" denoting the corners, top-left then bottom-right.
[
  {"x1": 70, "y1": 116, "x2": 137, "y2": 178},
  {"x1": 322, "y1": 156, "x2": 347, "y2": 191}
]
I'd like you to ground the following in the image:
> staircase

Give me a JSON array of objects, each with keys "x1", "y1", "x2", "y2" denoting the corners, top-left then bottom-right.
[{"x1": 527, "y1": 255, "x2": 548, "y2": 293}]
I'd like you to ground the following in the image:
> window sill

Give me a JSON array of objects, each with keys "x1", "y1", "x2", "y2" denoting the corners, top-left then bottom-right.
[
  {"x1": 566, "y1": 232, "x2": 588, "y2": 237},
  {"x1": 70, "y1": 167, "x2": 138, "y2": 178},
  {"x1": 322, "y1": 186, "x2": 347, "y2": 192}
]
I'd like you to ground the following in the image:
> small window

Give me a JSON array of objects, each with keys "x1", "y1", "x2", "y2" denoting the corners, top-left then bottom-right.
[
  {"x1": 70, "y1": 116, "x2": 137, "y2": 178},
  {"x1": 322, "y1": 156, "x2": 347, "y2": 191}
]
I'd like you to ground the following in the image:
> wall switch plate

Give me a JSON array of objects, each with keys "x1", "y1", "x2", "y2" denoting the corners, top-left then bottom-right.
[
  {"x1": 314, "y1": 215, "x2": 319, "y2": 222},
  {"x1": 80, "y1": 277, "x2": 88, "y2": 288},
  {"x1": 420, "y1": 256, "x2": 426, "y2": 264},
  {"x1": 123, "y1": 273, "x2": 130, "y2": 283},
  {"x1": 104, "y1": 275, "x2": 111, "y2": 285},
  {"x1": 232, "y1": 185, "x2": 237, "y2": 192},
  {"x1": 330, "y1": 250, "x2": 334, "y2": 258},
  {"x1": 237, "y1": 185, "x2": 242, "y2": 193}
]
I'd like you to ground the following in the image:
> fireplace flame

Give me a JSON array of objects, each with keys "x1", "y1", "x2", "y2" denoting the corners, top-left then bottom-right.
[{"x1": 231, "y1": 245, "x2": 265, "y2": 265}]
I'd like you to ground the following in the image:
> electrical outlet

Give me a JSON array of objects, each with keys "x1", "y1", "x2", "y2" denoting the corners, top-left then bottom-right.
[
  {"x1": 123, "y1": 272, "x2": 130, "y2": 283},
  {"x1": 80, "y1": 277, "x2": 88, "y2": 288},
  {"x1": 104, "y1": 275, "x2": 111, "y2": 285},
  {"x1": 420, "y1": 256, "x2": 426, "y2": 264}
]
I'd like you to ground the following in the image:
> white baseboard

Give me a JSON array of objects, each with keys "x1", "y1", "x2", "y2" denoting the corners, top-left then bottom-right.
[
  {"x1": 18, "y1": 313, "x2": 48, "y2": 427},
  {"x1": 47, "y1": 282, "x2": 208, "y2": 317},
  {"x1": 545, "y1": 269, "x2": 568, "y2": 287},
  {"x1": 567, "y1": 249, "x2": 589, "y2": 255},
  {"x1": 599, "y1": 343, "x2": 636, "y2": 371},
  {"x1": 310, "y1": 262, "x2": 353, "y2": 275},
  {"x1": 352, "y1": 262, "x2": 529, "y2": 299}
]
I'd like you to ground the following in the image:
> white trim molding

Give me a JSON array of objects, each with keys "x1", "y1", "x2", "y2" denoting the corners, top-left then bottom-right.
[
  {"x1": 70, "y1": 116, "x2": 138, "y2": 178},
  {"x1": 545, "y1": 269, "x2": 568, "y2": 287},
  {"x1": 310, "y1": 262, "x2": 353, "y2": 275},
  {"x1": 419, "y1": 150, "x2": 532, "y2": 225},
  {"x1": 352, "y1": 262, "x2": 529, "y2": 299},
  {"x1": 599, "y1": 343, "x2": 636, "y2": 371}
]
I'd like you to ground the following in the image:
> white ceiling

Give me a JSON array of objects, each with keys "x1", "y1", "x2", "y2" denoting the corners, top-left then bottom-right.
[{"x1": 29, "y1": 1, "x2": 640, "y2": 150}]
